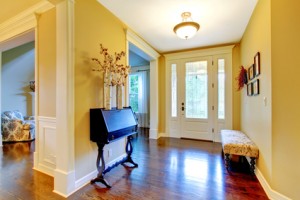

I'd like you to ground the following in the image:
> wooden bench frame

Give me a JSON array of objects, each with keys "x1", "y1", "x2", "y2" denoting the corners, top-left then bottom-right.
[{"x1": 221, "y1": 130, "x2": 259, "y2": 175}]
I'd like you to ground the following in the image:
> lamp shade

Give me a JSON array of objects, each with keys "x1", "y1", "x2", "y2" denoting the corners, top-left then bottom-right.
[
  {"x1": 173, "y1": 12, "x2": 200, "y2": 39},
  {"x1": 173, "y1": 21, "x2": 200, "y2": 39}
]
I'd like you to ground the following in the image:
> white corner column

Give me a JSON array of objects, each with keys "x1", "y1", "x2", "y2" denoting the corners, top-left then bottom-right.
[
  {"x1": 53, "y1": 0, "x2": 75, "y2": 197},
  {"x1": 149, "y1": 59, "x2": 159, "y2": 139}
]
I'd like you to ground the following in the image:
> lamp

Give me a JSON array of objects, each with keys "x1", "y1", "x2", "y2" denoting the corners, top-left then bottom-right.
[{"x1": 173, "y1": 12, "x2": 200, "y2": 39}]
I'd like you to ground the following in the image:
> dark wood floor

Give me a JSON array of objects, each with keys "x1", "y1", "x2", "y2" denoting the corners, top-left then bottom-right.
[{"x1": 0, "y1": 129, "x2": 268, "y2": 200}]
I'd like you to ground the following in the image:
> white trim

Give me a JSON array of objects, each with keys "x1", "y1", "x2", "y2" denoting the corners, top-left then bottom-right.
[
  {"x1": 126, "y1": 29, "x2": 161, "y2": 140},
  {"x1": 34, "y1": 116, "x2": 57, "y2": 176},
  {"x1": 54, "y1": 0, "x2": 76, "y2": 196},
  {"x1": 256, "y1": 168, "x2": 291, "y2": 200},
  {"x1": 38, "y1": 116, "x2": 57, "y2": 123},
  {"x1": 164, "y1": 45, "x2": 234, "y2": 60},
  {"x1": 126, "y1": 30, "x2": 160, "y2": 59},
  {"x1": 164, "y1": 45, "x2": 234, "y2": 141},
  {"x1": 74, "y1": 153, "x2": 127, "y2": 194},
  {"x1": 158, "y1": 132, "x2": 167, "y2": 138},
  {"x1": 0, "y1": 1, "x2": 54, "y2": 43},
  {"x1": 53, "y1": 169, "x2": 76, "y2": 198}
]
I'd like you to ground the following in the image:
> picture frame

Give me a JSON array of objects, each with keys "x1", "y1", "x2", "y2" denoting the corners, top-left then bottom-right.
[
  {"x1": 253, "y1": 79, "x2": 260, "y2": 95},
  {"x1": 247, "y1": 82, "x2": 253, "y2": 96},
  {"x1": 248, "y1": 64, "x2": 255, "y2": 80},
  {"x1": 254, "y1": 52, "x2": 260, "y2": 77}
]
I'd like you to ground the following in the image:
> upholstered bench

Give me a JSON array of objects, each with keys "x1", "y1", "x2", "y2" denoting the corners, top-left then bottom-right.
[{"x1": 220, "y1": 130, "x2": 259, "y2": 174}]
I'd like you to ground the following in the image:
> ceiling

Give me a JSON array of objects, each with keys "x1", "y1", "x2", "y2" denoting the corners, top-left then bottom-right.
[
  {"x1": 0, "y1": 0, "x2": 258, "y2": 54},
  {"x1": 97, "y1": 0, "x2": 258, "y2": 53}
]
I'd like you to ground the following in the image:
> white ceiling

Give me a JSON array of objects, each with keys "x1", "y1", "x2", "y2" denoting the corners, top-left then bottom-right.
[{"x1": 97, "y1": 0, "x2": 258, "y2": 53}]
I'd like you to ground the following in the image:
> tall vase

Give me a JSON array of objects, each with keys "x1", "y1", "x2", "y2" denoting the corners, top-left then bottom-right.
[
  {"x1": 103, "y1": 71, "x2": 112, "y2": 110},
  {"x1": 116, "y1": 85, "x2": 123, "y2": 109}
]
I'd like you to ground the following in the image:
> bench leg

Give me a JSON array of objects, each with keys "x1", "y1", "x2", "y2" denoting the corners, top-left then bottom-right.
[
  {"x1": 225, "y1": 153, "x2": 230, "y2": 171},
  {"x1": 250, "y1": 157, "x2": 256, "y2": 175}
]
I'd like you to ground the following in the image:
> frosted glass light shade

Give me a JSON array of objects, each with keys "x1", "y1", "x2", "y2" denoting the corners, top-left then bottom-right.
[{"x1": 173, "y1": 22, "x2": 200, "y2": 39}]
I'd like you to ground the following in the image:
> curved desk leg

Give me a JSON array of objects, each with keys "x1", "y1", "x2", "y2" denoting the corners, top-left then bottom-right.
[
  {"x1": 91, "y1": 142, "x2": 111, "y2": 188},
  {"x1": 122, "y1": 135, "x2": 138, "y2": 167}
]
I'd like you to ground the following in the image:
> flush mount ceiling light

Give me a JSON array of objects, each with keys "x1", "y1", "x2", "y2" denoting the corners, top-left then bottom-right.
[{"x1": 173, "y1": 12, "x2": 200, "y2": 40}]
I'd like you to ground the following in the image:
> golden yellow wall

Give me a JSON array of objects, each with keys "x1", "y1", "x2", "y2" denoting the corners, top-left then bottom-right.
[
  {"x1": 74, "y1": 0, "x2": 128, "y2": 180},
  {"x1": 232, "y1": 44, "x2": 241, "y2": 130},
  {"x1": 240, "y1": 0, "x2": 272, "y2": 183},
  {"x1": 271, "y1": 1, "x2": 300, "y2": 199},
  {"x1": 158, "y1": 56, "x2": 166, "y2": 134},
  {"x1": 37, "y1": 8, "x2": 56, "y2": 117}
]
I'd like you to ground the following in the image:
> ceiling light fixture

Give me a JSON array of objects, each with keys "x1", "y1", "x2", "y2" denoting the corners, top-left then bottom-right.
[{"x1": 173, "y1": 12, "x2": 200, "y2": 40}]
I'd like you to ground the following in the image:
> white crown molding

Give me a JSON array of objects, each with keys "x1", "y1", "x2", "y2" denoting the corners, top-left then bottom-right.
[
  {"x1": 0, "y1": 1, "x2": 54, "y2": 43},
  {"x1": 164, "y1": 45, "x2": 235, "y2": 60},
  {"x1": 126, "y1": 29, "x2": 160, "y2": 59}
]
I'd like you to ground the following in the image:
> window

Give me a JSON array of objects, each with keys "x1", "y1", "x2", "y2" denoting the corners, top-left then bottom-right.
[
  {"x1": 185, "y1": 61, "x2": 208, "y2": 119},
  {"x1": 129, "y1": 74, "x2": 139, "y2": 112},
  {"x1": 171, "y1": 64, "x2": 177, "y2": 117},
  {"x1": 218, "y1": 59, "x2": 225, "y2": 119}
]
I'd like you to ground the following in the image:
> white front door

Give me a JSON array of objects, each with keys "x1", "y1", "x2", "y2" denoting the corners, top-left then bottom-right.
[
  {"x1": 167, "y1": 50, "x2": 232, "y2": 142},
  {"x1": 179, "y1": 57, "x2": 213, "y2": 140}
]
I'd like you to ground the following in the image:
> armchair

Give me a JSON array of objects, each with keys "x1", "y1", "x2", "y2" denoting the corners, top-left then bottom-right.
[{"x1": 1, "y1": 110, "x2": 35, "y2": 142}]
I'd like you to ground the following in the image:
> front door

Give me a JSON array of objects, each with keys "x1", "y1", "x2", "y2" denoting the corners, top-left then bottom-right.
[
  {"x1": 179, "y1": 57, "x2": 213, "y2": 140},
  {"x1": 168, "y1": 53, "x2": 232, "y2": 141}
]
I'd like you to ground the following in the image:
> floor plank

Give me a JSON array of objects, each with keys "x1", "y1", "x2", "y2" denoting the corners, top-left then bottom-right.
[{"x1": 0, "y1": 129, "x2": 268, "y2": 200}]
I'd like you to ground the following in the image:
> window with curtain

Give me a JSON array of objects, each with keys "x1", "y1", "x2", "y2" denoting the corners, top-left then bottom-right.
[{"x1": 129, "y1": 71, "x2": 149, "y2": 127}]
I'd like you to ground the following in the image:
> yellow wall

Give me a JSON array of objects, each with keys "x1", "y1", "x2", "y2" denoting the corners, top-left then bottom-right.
[
  {"x1": 74, "y1": 0, "x2": 128, "y2": 180},
  {"x1": 37, "y1": 8, "x2": 56, "y2": 117},
  {"x1": 158, "y1": 56, "x2": 166, "y2": 134},
  {"x1": 240, "y1": 0, "x2": 272, "y2": 183},
  {"x1": 232, "y1": 44, "x2": 241, "y2": 130},
  {"x1": 271, "y1": 1, "x2": 300, "y2": 199}
]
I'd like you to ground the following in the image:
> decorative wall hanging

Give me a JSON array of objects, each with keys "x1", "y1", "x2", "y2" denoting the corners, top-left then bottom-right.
[
  {"x1": 248, "y1": 64, "x2": 255, "y2": 81},
  {"x1": 247, "y1": 82, "x2": 253, "y2": 96},
  {"x1": 92, "y1": 44, "x2": 130, "y2": 110},
  {"x1": 236, "y1": 66, "x2": 248, "y2": 91},
  {"x1": 253, "y1": 79, "x2": 260, "y2": 95},
  {"x1": 254, "y1": 52, "x2": 260, "y2": 77}
]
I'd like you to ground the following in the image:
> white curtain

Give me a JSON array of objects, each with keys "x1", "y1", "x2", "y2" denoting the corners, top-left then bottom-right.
[{"x1": 136, "y1": 71, "x2": 149, "y2": 128}]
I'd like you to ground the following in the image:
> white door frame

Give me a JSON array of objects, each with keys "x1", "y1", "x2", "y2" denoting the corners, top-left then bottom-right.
[
  {"x1": 126, "y1": 30, "x2": 160, "y2": 139},
  {"x1": 164, "y1": 45, "x2": 233, "y2": 142}
]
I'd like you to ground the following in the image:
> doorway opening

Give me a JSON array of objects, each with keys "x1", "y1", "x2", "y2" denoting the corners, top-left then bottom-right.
[
  {"x1": 0, "y1": 30, "x2": 36, "y2": 145},
  {"x1": 129, "y1": 43, "x2": 150, "y2": 130}
]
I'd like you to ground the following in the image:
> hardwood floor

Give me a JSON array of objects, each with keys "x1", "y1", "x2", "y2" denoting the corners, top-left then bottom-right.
[{"x1": 0, "y1": 129, "x2": 268, "y2": 200}]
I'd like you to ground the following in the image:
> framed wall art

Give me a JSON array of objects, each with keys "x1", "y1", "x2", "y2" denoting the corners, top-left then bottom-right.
[
  {"x1": 248, "y1": 64, "x2": 255, "y2": 81},
  {"x1": 254, "y1": 52, "x2": 260, "y2": 77},
  {"x1": 247, "y1": 82, "x2": 253, "y2": 96},
  {"x1": 253, "y1": 79, "x2": 260, "y2": 95}
]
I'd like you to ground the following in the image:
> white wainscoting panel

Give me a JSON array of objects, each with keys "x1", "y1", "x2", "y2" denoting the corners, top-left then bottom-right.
[{"x1": 36, "y1": 116, "x2": 57, "y2": 176}]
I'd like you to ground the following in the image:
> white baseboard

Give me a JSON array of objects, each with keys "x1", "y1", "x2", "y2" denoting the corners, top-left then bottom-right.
[
  {"x1": 73, "y1": 154, "x2": 127, "y2": 194},
  {"x1": 53, "y1": 169, "x2": 76, "y2": 198},
  {"x1": 33, "y1": 163, "x2": 55, "y2": 177},
  {"x1": 158, "y1": 132, "x2": 167, "y2": 138},
  {"x1": 256, "y1": 168, "x2": 291, "y2": 200},
  {"x1": 149, "y1": 128, "x2": 158, "y2": 139}
]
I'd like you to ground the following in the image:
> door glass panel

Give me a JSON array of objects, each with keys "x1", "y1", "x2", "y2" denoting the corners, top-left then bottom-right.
[
  {"x1": 171, "y1": 64, "x2": 177, "y2": 117},
  {"x1": 129, "y1": 74, "x2": 139, "y2": 112},
  {"x1": 218, "y1": 59, "x2": 225, "y2": 119},
  {"x1": 185, "y1": 61, "x2": 208, "y2": 119}
]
